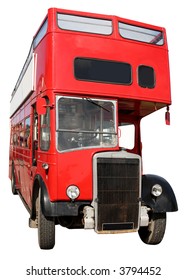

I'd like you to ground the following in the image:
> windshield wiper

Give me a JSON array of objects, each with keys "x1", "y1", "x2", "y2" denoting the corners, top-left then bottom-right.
[{"x1": 85, "y1": 98, "x2": 110, "y2": 112}]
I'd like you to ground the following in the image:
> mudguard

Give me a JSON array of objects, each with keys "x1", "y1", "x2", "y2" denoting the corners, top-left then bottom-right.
[
  {"x1": 142, "y1": 174, "x2": 178, "y2": 212},
  {"x1": 33, "y1": 175, "x2": 90, "y2": 217}
]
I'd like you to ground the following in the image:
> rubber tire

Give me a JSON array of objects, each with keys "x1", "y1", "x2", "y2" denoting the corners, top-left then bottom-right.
[
  {"x1": 37, "y1": 189, "x2": 55, "y2": 249},
  {"x1": 138, "y1": 212, "x2": 166, "y2": 245},
  {"x1": 11, "y1": 168, "x2": 18, "y2": 195}
]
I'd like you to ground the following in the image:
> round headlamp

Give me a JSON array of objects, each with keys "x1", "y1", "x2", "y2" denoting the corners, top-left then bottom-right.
[
  {"x1": 151, "y1": 184, "x2": 162, "y2": 197},
  {"x1": 66, "y1": 185, "x2": 80, "y2": 200}
]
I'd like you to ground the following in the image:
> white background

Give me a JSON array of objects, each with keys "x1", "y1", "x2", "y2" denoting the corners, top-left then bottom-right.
[{"x1": 0, "y1": 0, "x2": 185, "y2": 279}]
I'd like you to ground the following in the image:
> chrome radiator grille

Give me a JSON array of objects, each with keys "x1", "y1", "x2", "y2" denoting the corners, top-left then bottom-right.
[{"x1": 95, "y1": 157, "x2": 140, "y2": 232}]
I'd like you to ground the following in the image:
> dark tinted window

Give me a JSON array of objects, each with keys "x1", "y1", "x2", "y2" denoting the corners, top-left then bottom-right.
[
  {"x1": 74, "y1": 58, "x2": 132, "y2": 85},
  {"x1": 138, "y1": 65, "x2": 155, "y2": 88}
]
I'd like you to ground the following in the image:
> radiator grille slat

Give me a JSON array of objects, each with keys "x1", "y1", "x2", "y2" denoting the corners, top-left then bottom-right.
[{"x1": 96, "y1": 157, "x2": 140, "y2": 232}]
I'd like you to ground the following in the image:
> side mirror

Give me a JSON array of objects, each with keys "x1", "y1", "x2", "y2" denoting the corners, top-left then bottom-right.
[{"x1": 36, "y1": 97, "x2": 47, "y2": 115}]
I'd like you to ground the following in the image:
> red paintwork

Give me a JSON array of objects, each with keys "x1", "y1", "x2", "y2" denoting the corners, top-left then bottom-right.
[{"x1": 9, "y1": 8, "x2": 171, "y2": 208}]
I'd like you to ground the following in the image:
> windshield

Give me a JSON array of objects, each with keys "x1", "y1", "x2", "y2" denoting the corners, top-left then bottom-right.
[{"x1": 56, "y1": 96, "x2": 117, "y2": 151}]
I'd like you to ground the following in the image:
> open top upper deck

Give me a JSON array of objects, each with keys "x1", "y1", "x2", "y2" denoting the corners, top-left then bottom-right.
[{"x1": 10, "y1": 7, "x2": 171, "y2": 117}]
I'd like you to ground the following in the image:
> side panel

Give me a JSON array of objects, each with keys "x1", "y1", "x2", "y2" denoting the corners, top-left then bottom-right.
[
  {"x1": 56, "y1": 150, "x2": 96, "y2": 201},
  {"x1": 39, "y1": 175, "x2": 90, "y2": 217},
  {"x1": 53, "y1": 32, "x2": 171, "y2": 105}
]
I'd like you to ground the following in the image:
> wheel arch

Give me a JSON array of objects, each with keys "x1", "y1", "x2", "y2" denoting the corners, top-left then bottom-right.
[
  {"x1": 30, "y1": 174, "x2": 53, "y2": 220},
  {"x1": 9, "y1": 160, "x2": 14, "y2": 180},
  {"x1": 30, "y1": 175, "x2": 40, "y2": 220},
  {"x1": 141, "y1": 174, "x2": 178, "y2": 213}
]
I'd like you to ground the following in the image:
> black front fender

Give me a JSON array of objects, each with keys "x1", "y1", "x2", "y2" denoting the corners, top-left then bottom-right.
[
  {"x1": 142, "y1": 174, "x2": 178, "y2": 212},
  {"x1": 33, "y1": 175, "x2": 90, "y2": 217}
]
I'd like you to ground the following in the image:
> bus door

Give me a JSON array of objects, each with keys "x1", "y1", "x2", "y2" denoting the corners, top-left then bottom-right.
[
  {"x1": 16, "y1": 117, "x2": 31, "y2": 205},
  {"x1": 31, "y1": 105, "x2": 38, "y2": 169}
]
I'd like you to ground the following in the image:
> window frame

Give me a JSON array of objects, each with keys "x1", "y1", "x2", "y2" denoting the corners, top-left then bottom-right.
[
  {"x1": 118, "y1": 122, "x2": 135, "y2": 150},
  {"x1": 24, "y1": 117, "x2": 31, "y2": 148},
  {"x1": 33, "y1": 18, "x2": 48, "y2": 49},
  {"x1": 74, "y1": 57, "x2": 132, "y2": 85},
  {"x1": 40, "y1": 99, "x2": 50, "y2": 151},
  {"x1": 118, "y1": 22, "x2": 164, "y2": 46},
  {"x1": 56, "y1": 96, "x2": 117, "y2": 152},
  {"x1": 138, "y1": 65, "x2": 155, "y2": 88},
  {"x1": 57, "y1": 13, "x2": 113, "y2": 36}
]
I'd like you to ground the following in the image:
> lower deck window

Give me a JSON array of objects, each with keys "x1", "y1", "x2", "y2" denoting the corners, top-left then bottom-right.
[{"x1": 40, "y1": 103, "x2": 50, "y2": 151}]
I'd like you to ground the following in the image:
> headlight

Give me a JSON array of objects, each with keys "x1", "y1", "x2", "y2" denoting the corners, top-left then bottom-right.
[
  {"x1": 66, "y1": 185, "x2": 80, "y2": 200},
  {"x1": 151, "y1": 184, "x2": 162, "y2": 197}
]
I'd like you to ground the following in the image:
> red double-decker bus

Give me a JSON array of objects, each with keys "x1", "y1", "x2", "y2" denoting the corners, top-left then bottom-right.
[{"x1": 9, "y1": 7, "x2": 178, "y2": 249}]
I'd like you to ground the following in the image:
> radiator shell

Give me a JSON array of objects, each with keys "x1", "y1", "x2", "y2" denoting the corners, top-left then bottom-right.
[{"x1": 93, "y1": 151, "x2": 141, "y2": 233}]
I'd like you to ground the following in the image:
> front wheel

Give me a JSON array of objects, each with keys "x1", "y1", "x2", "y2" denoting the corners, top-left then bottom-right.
[
  {"x1": 36, "y1": 189, "x2": 55, "y2": 249},
  {"x1": 138, "y1": 212, "x2": 166, "y2": 245}
]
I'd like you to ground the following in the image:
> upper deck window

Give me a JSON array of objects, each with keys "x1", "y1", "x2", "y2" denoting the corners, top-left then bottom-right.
[
  {"x1": 33, "y1": 19, "x2": 48, "y2": 48},
  {"x1": 74, "y1": 58, "x2": 131, "y2": 85},
  {"x1": 119, "y1": 22, "x2": 164, "y2": 45},
  {"x1": 57, "y1": 13, "x2": 112, "y2": 35}
]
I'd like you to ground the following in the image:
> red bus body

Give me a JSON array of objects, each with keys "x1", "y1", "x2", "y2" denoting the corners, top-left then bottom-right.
[{"x1": 9, "y1": 8, "x2": 177, "y2": 249}]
